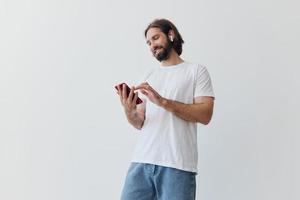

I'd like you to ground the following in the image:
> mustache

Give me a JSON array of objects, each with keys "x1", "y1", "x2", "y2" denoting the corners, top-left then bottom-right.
[{"x1": 153, "y1": 45, "x2": 164, "y2": 51}]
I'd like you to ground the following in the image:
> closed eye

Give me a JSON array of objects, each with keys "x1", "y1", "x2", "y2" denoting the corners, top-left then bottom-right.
[{"x1": 146, "y1": 34, "x2": 160, "y2": 46}]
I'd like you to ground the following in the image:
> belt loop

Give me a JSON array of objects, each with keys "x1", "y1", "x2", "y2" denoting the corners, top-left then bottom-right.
[{"x1": 152, "y1": 164, "x2": 156, "y2": 175}]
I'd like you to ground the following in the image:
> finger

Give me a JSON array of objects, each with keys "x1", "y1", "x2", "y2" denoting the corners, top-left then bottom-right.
[
  {"x1": 117, "y1": 88, "x2": 124, "y2": 104},
  {"x1": 140, "y1": 89, "x2": 148, "y2": 96},
  {"x1": 139, "y1": 82, "x2": 152, "y2": 90},
  {"x1": 116, "y1": 85, "x2": 120, "y2": 95},
  {"x1": 128, "y1": 86, "x2": 134, "y2": 102},
  {"x1": 137, "y1": 87, "x2": 149, "y2": 93},
  {"x1": 133, "y1": 92, "x2": 138, "y2": 105},
  {"x1": 136, "y1": 82, "x2": 148, "y2": 88},
  {"x1": 116, "y1": 85, "x2": 121, "y2": 94},
  {"x1": 135, "y1": 85, "x2": 148, "y2": 90},
  {"x1": 117, "y1": 91, "x2": 123, "y2": 102},
  {"x1": 135, "y1": 85, "x2": 144, "y2": 90},
  {"x1": 122, "y1": 84, "x2": 127, "y2": 99},
  {"x1": 118, "y1": 92, "x2": 124, "y2": 105}
]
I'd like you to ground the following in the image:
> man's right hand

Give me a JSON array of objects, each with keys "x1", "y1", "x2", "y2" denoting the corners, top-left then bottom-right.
[
  {"x1": 117, "y1": 84, "x2": 139, "y2": 114},
  {"x1": 116, "y1": 83, "x2": 146, "y2": 130}
]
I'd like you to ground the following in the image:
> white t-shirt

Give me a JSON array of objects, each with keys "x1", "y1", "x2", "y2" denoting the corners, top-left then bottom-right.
[{"x1": 131, "y1": 61, "x2": 215, "y2": 173}]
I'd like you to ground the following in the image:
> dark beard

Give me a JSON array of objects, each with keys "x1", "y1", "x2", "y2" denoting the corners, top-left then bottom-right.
[{"x1": 154, "y1": 39, "x2": 173, "y2": 62}]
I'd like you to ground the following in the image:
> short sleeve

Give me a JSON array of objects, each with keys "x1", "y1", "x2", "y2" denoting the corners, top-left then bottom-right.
[{"x1": 194, "y1": 65, "x2": 215, "y2": 99}]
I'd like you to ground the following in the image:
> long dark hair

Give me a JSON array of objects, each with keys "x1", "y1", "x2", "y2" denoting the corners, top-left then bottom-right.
[{"x1": 144, "y1": 19, "x2": 184, "y2": 56}]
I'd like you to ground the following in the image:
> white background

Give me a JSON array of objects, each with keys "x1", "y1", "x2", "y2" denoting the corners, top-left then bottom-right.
[{"x1": 1, "y1": 0, "x2": 299, "y2": 199}]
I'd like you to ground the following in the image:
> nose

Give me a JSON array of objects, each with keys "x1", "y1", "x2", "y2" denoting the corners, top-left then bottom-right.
[
  {"x1": 150, "y1": 43, "x2": 156, "y2": 52},
  {"x1": 150, "y1": 43, "x2": 160, "y2": 53}
]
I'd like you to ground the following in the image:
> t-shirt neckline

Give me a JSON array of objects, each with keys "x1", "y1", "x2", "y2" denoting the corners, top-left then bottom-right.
[{"x1": 159, "y1": 61, "x2": 186, "y2": 69}]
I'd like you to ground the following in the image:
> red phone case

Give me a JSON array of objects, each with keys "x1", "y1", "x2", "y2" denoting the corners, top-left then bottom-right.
[{"x1": 115, "y1": 83, "x2": 143, "y2": 104}]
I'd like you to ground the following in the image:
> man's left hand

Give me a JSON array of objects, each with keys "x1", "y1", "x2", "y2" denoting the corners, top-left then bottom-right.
[{"x1": 135, "y1": 82, "x2": 165, "y2": 106}]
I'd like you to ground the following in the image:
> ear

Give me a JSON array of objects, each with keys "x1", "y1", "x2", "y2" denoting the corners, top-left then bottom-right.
[{"x1": 168, "y1": 30, "x2": 175, "y2": 41}]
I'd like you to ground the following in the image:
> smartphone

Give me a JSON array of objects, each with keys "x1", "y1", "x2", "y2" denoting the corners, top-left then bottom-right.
[{"x1": 115, "y1": 82, "x2": 143, "y2": 104}]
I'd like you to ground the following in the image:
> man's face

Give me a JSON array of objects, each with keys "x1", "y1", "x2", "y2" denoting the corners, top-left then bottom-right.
[{"x1": 146, "y1": 27, "x2": 173, "y2": 62}]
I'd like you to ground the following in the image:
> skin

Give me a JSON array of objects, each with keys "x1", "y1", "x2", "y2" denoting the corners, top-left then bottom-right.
[{"x1": 117, "y1": 27, "x2": 214, "y2": 130}]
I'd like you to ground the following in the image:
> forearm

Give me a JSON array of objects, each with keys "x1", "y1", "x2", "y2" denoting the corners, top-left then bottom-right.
[
  {"x1": 160, "y1": 98, "x2": 212, "y2": 125},
  {"x1": 125, "y1": 110, "x2": 145, "y2": 130}
]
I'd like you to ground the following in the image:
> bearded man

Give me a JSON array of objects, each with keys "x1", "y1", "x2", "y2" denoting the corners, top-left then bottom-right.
[{"x1": 117, "y1": 18, "x2": 215, "y2": 200}]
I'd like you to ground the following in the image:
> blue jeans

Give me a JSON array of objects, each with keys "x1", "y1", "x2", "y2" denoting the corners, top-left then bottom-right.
[{"x1": 121, "y1": 162, "x2": 196, "y2": 200}]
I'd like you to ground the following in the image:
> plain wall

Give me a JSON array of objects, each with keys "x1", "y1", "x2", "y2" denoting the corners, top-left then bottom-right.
[{"x1": 0, "y1": 0, "x2": 299, "y2": 199}]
